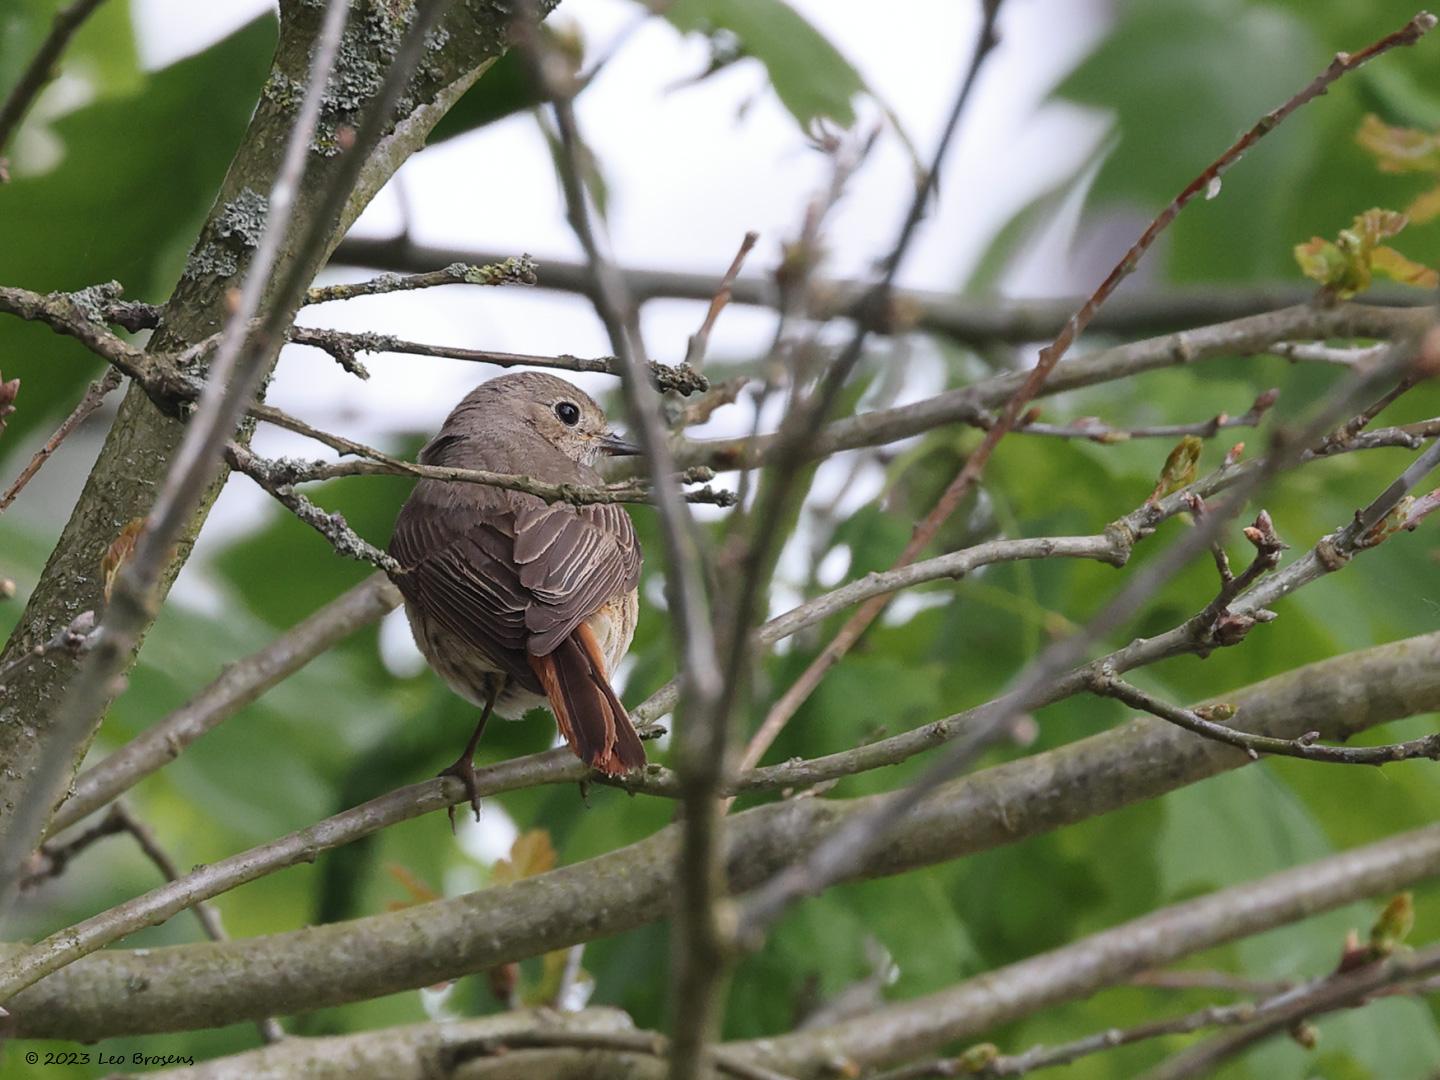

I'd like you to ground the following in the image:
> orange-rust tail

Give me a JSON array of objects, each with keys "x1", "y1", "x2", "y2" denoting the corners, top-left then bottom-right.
[{"x1": 528, "y1": 624, "x2": 645, "y2": 776}]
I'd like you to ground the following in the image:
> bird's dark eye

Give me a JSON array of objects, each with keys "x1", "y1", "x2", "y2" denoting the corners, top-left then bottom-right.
[{"x1": 554, "y1": 401, "x2": 581, "y2": 426}]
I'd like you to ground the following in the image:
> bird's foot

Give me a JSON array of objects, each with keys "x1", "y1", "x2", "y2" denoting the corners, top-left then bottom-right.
[{"x1": 438, "y1": 753, "x2": 483, "y2": 831}]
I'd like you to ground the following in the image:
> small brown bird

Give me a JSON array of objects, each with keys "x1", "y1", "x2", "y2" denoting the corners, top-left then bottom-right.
[{"x1": 388, "y1": 372, "x2": 647, "y2": 819}]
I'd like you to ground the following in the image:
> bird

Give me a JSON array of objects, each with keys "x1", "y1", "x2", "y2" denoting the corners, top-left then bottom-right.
[{"x1": 387, "y1": 371, "x2": 647, "y2": 822}]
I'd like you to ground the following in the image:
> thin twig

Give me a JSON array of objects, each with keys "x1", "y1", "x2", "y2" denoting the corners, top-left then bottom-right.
[
  {"x1": 0, "y1": 368, "x2": 121, "y2": 513},
  {"x1": 18, "y1": 805, "x2": 126, "y2": 890},
  {"x1": 0, "y1": 610, "x2": 95, "y2": 689},
  {"x1": 232, "y1": 440, "x2": 736, "y2": 506},
  {"x1": 227, "y1": 444, "x2": 400, "y2": 572},
  {"x1": 1014, "y1": 387, "x2": 1278, "y2": 444},
  {"x1": 0, "y1": 0, "x2": 111, "y2": 162},
  {"x1": 1096, "y1": 675, "x2": 1440, "y2": 765},
  {"x1": 47, "y1": 574, "x2": 400, "y2": 836},
  {"x1": 288, "y1": 324, "x2": 709, "y2": 394},
  {"x1": 110, "y1": 803, "x2": 284, "y2": 1044},
  {"x1": 672, "y1": 304, "x2": 1427, "y2": 472},
  {"x1": 518, "y1": 15, "x2": 731, "y2": 1077},
  {"x1": 305, "y1": 254, "x2": 537, "y2": 303},
  {"x1": 1141, "y1": 944, "x2": 1440, "y2": 1080},
  {"x1": 726, "y1": 0, "x2": 1008, "y2": 791},
  {"x1": 684, "y1": 231, "x2": 760, "y2": 370}
]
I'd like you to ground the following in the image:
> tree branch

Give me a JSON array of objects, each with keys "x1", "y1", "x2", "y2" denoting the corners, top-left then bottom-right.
[{"x1": 734, "y1": 827, "x2": 1440, "y2": 1078}]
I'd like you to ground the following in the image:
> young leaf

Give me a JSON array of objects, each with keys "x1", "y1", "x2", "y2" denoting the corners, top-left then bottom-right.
[
  {"x1": 1148, "y1": 435, "x2": 1204, "y2": 503},
  {"x1": 1368, "y1": 892, "x2": 1414, "y2": 957},
  {"x1": 1356, "y1": 114, "x2": 1440, "y2": 174},
  {"x1": 492, "y1": 829, "x2": 557, "y2": 885},
  {"x1": 1293, "y1": 208, "x2": 1435, "y2": 298},
  {"x1": 1370, "y1": 245, "x2": 1440, "y2": 288}
]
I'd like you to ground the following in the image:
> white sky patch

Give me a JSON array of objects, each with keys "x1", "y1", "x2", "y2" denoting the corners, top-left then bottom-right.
[
  {"x1": 379, "y1": 605, "x2": 427, "y2": 678},
  {"x1": 456, "y1": 798, "x2": 520, "y2": 866}
]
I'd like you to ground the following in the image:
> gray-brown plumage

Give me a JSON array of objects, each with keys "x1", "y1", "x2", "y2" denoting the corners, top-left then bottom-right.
[{"x1": 388, "y1": 372, "x2": 645, "y2": 815}]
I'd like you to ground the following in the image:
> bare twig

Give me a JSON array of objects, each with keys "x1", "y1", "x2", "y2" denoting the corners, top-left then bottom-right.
[
  {"x1": 1096, "y1": 675, "x2": 1440, "y2": 766},
  {"x1": 0, "y1": 0, "x2": 111, "y2": 162},
  {"x1": 518, "y1": 15, "x2": 731, "y2": 1077},
  {"x1": 0, "y1": 368, "x2": 121, "y2": 513},
  {"x1": 672, "y1": 304, "x2": 1427, "y2": 472},
  {"x1": 18, "y1": 804, "x2": 126, "y2": 890},
  {"x1": 683, "y1": 231, "x2": 760, "y2": 370},
  {"x1": 1141, "y1": 944, "x2": 1440, "y2": 1080},
  {"x1": 227, "y1": 444, "x2": 400, "y2": 572},
  {"x1": 1014, "y1": 387, "x2": 1278, "y2": 443},
  {"x1": 230, "y1": 437, "x2": 735, "y2": 506},
  {"x1": 47, "y1": 575, "x2": 400, "y2": 836},
  {"x1": 0, "y1": 609, "x2": 95, "y2": 689},
  {"x1": 304, "y1": 254, "x2": 537, "y2": 303},
  {"x1": 288, "y1": 325, "x2": 709, "y2": 394}
]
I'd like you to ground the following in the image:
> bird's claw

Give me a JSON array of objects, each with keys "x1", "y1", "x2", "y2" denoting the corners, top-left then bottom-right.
[{"x1": 438, "y1": 754, "x2": 483, "y2": 831}]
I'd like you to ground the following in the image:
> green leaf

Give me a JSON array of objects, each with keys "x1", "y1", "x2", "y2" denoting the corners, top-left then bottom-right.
[{"x1": 664, "y1": 0, "x2": 865, "y2": 130}]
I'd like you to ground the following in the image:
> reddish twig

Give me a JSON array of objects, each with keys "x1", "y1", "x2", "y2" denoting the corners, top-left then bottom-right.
[
  {"x1": 684, "y1": 231, "x2": 759, "y2": 370},
  {"x1": 0, "y1": 368, "x2": 121, "y2": 513},
  {"x1": 739, "y1": 10, "x2": 1440, "y2": 777}
]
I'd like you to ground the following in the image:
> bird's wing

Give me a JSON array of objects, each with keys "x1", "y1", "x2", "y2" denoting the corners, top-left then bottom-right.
[
  {"x1": 512, "y1": 501, "x2": 642, "y2": 656},
  {"x1": 389, "y1": 497, "x2": 536, "y2": 687},
  {"x1": 389, "y1": 494, "x2": 641, "y2": 671}
]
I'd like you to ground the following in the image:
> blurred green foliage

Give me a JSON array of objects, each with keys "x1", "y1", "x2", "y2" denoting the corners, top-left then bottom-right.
[{"x1": 3, "y1": 2, "x2": 1440, "y2": 1079}]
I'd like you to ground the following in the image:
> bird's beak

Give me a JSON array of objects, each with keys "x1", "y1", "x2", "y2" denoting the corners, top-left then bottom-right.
[{"x1": 597, "y1": 431, "x2": 642, "y2": 457}]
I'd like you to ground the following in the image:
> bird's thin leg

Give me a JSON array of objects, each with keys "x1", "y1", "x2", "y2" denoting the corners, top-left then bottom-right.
[{"x1": 439, "y1": 677, "x2": 502, "y2": 829}]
